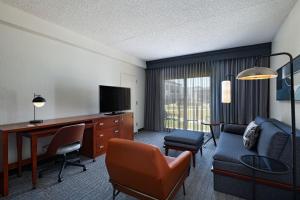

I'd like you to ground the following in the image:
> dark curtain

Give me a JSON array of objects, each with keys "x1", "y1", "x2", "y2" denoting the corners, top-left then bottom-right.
[
  {"x1": 144, "y1": 69, "x2": 164, "y2": 131},
  {"x1": 211, "y1": 57, "x2": 270, "y2": 125},
  {"x1": 145, "y1": 43, "x2": 271, "y2": 131}
]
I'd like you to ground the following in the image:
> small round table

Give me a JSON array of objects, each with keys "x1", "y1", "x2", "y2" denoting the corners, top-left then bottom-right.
[
  {"x1": 240, "y1": 155, "x2": 289, "y2": 200},
  {"x1": 201, "y1": 121, "x2": 222, "y2": 147}
]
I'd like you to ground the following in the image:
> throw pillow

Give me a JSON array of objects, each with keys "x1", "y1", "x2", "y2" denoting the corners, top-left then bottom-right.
[{"x1": 243, "y1": 121, "x2": 260, "y2": 149}]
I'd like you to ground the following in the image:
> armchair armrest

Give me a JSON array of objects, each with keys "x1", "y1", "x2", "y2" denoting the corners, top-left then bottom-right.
[
  {"x1": 162, "y1": 151, "x2": 192, "y2": 197},
  {"x1": 221, "y1": 123, "x2": 247, "y2": 135},
  {"x1": 168, "y1": 151, "x2": 191, "y2": 170}
]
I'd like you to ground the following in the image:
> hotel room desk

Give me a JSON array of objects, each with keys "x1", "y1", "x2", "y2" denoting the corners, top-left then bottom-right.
[{"x1": 0, "y1": 113, "x2": 133, "y2": 196}]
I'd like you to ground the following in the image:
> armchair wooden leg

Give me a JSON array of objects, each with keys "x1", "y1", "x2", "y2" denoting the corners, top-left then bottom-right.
[
  {"x1": 112, "y1": 185, "x2": 120, "y2": 200},
  {"x1": 183, "y1": 181, "x2": 186, "y2": 196}
]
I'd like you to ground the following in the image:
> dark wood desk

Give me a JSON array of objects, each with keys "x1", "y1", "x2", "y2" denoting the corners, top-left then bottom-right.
[{"x1": 0, "y1": 113, "x2": 133, "y2": 196}]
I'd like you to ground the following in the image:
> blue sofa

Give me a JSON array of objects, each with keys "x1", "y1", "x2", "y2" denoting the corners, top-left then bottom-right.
[{"x1": 212, "y1": 116, "x2": 300, "y2": 200}]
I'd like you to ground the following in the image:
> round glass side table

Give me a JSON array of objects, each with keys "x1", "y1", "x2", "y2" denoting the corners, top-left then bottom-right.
[{"x1": 240, "y1": 155, "x2": 289, "y2": 200}]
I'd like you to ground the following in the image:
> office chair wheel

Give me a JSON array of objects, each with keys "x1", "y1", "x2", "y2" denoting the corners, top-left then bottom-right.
[
  {"x1": 58, "y1": 177, "x2": 64, "y2": 183},
  {"x1": 83, "y1": 167, "x2": 87, "y2": 171}
]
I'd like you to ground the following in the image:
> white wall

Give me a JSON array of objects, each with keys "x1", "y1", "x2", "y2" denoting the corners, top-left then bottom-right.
[
  {"x1": 270, "y1": 0, "x2": 300, "y2": 129},
  {"x1": 0, "y1": 3, "x2": 145, "y2": 164}
]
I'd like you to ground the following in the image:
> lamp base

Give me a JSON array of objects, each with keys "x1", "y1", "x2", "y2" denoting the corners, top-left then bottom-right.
[{"x1": 29, "y1": 120, "x2": 43, "y2": 124}]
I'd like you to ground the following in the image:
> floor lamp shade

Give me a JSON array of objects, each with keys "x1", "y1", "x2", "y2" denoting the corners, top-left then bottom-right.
[
  {"x1": 236, "y1": 67, "x2": 278, "y2": 80},
  {"x1": 221, "y1": 80, "x2": 231, "y2": 103}
]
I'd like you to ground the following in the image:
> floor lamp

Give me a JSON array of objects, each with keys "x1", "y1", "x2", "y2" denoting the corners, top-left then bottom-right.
[
  {"x1": 236, "y1": 52, "x2": 297, "y2": 200},
  {"x1": 221, "y1": 74, "x2": 235, "y2": 123}
]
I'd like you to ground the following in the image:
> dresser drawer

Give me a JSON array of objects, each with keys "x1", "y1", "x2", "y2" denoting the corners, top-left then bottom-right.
[{"x1": 96, "y1": 117, "x2": 120, "y2": 130}]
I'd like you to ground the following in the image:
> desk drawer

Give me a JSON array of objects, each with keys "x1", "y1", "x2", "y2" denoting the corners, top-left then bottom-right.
[
  {"x1": 95, "y1": 142, "x2": 106, "y2": 154},
  {"x1": 95, "y1": 127, "x2": 120, "y2": 154},
  {"x1": 96, "y1": 117, "x2": 120, "y2": 130}
]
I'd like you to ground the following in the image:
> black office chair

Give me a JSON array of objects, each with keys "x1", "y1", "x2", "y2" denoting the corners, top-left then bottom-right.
[{"x1": 39, "y1": 123, "x2": 87, "y2": 182}]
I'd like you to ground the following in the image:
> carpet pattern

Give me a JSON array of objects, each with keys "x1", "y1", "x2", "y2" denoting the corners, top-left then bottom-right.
[{"x1": 3, "y1": 131, "x2": 243, "y2": 200}]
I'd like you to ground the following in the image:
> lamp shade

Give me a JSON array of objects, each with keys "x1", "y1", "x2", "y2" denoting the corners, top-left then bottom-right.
[
  {"x1": 221, "y1": 80, "x2": 231, "y2": 103},
  {"x1": 32, "y1": 95, "x2": 46, "y2": 108},
  {"x1": 236, "y1": 67, "x2": 278, "y2": 80}
]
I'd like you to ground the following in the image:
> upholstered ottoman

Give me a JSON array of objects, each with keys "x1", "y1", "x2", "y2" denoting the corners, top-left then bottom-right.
[{"x1": 164, "y1": 130, "x2": 204, "y2": 167}]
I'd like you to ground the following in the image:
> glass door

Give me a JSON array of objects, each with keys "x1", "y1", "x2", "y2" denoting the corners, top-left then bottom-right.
[{"x1": 164, "y1": 76, "x2": 210, "y2": 132}]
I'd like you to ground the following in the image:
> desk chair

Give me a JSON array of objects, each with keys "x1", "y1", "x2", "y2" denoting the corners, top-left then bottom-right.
[
  {"x1": 106, "y1": 138, "x2": 192, "y2": 200},
  {"x1": 39, "y1": 123, "x2": 87, "y2": 182}
]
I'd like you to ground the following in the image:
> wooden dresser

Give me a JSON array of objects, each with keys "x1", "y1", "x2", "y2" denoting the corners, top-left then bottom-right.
[{"x1": 81, "y1": 112, "x2": 134, "y2": 158}]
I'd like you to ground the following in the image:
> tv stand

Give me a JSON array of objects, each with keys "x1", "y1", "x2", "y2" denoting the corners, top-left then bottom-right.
[{"x1": 104, "y1": 112, "x2": 125, "y2": 116}]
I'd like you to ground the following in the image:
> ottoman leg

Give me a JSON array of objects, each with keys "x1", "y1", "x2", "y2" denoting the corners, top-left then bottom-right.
[
  {"x1": 192, "y1": 153, "x2": 196, "y2": 168},
  {"x1": 165, "y1": 147, "x2": 169, "y2": 156}
]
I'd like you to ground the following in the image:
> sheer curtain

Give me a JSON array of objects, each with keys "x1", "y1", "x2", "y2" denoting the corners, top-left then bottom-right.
[
  {"x1": 145, "y1": 44, "x2": 271, "y2": 132},
  {"x1": 155, "y1": 63, "x2": 211, "y2": 132},
  {"x1": 145, "y1": 58, "x2": 269, "y2": 132}
]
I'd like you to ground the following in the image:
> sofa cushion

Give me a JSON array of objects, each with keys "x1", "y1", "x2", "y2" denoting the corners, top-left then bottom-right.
[
  {"x1": 164, "y1": 130, "x2": 204, "y2": 146},
  {"x1": 213, "y1": 132, "x2": 257, "y2": 164},
  {"x1": 257, "y1": 122, "x2": 289, "y2": 160},
  {"x1": 255, "y1": 116, "x2": 270, "y2": 125},
  {"x1": 243, "y1": 121, "x2": 260, "y2": 150},
  {"x1": 223, "y1": 124, "x2": 247, "y2": 135}
]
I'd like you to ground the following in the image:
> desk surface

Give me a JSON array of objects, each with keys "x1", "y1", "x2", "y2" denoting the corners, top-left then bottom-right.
[{"x1": 0, "y1": 114, "x2": 115, "y2": 132}]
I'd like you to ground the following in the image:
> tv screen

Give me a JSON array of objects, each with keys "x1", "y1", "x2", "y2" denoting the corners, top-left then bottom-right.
[{"x1": 99, "y1": 85, "x2": 131, "y2": 113}]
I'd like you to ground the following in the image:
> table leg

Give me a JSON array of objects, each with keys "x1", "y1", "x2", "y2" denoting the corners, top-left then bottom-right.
[
  {"x1": 1, "y1": 131, "x2": 9, "y2": 196},
  {"x1": 16, "y1": 134, "x2": 23, "y2": 177},
  {"x1": 30, "y1": 136, "x2": 38, "y2": 189},
  {"x1": 209, "y1": 125, "x2": 217, "y2": 147}
]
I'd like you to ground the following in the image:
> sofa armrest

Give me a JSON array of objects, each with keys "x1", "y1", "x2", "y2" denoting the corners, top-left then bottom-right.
[{"x1": 221, "y1": 123, "x2": 247, "y2": 135}]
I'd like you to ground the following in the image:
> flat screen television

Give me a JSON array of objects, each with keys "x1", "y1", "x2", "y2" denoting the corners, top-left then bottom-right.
[{"x1": 99, "y1": 85, "x2": 131, "y2": 115}]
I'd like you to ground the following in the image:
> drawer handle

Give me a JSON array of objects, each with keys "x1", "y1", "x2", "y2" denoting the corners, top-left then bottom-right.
[
  {"x1": 99, "y1": 123, "x2": 104, "y2": 126},
  {"x1": 99, "y1": 145, "x2": 104, "y2": 149},
  {"x1": 114, "y1": 130, "x2": 119, "y2": 133},
  {"x1": 99, "y1": 134, "x2": 104, "y2": 137},
  {"x1": 114, "y1": 120, "x2": 119, "y2": 123}
]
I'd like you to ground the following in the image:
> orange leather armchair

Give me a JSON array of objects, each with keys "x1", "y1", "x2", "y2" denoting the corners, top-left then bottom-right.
[{"x1": 105, "y1": 138, "x2": 192, "y2": 200}]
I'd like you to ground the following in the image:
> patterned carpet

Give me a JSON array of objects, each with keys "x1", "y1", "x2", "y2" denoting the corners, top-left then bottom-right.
[{"x1": 3, "y1": 131, "x2": 243, "y2": 200}]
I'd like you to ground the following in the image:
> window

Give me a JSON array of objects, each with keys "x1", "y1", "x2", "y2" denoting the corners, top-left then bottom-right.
[{"x1": 164, "y1": 76, "x2": 210, "y2": 132}]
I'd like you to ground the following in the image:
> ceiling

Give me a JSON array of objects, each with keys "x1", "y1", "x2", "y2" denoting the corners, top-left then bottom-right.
[{"x1": 1, "y1": 0, "x2": 297, "y2": 61}]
